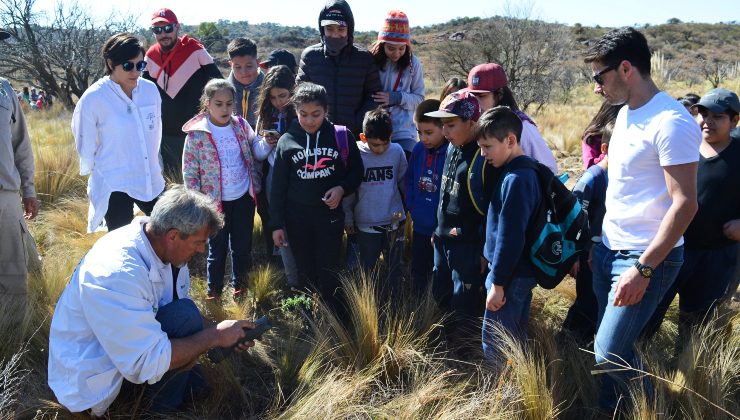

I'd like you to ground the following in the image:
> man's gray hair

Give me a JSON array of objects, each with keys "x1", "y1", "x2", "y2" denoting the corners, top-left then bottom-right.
[{"x1": 149, "y1": 185, "x2": 224, "y2": 237}]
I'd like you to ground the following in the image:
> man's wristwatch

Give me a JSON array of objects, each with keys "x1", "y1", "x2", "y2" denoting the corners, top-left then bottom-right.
[{"x1": 634, "y1": 261, "x2": 654, "y2": 279}]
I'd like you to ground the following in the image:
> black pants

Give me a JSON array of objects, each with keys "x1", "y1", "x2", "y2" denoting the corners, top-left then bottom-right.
[
  {"x1": 207, "y1": 193, "x2": 255, "y2": 294},
  {"x1": 256, "y1": 162, "x2": 274, "y2": 254},
  {"x1": 285, "y1": 204, "x2": 344, "y2": 309},
  {"x1": 105, "y1": 191, "x2": 158, "y2": 231},
  {"x1": 562, "y1": 252, "x2": 598, "y2": 344},
  {"x1": 161, "y1": 134, "x2": 185, "y2": 183}
]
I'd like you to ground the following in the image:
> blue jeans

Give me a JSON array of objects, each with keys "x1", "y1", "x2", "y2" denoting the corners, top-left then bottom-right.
[
  {"x1": 145, "y1": 299, "x2": 207, "y2": 413},
  {"x1": 591, "y1": 242, "x2": 683, "y2": 411},
  {"x1": 433, "y1": 237, "x2": 484, "y2": 338},
  {"x1": 207, "y1": 193, "x2": 255, "y2": 294},
  {"x1": 481, "y1": 276, "x2": 537, "y2": 362}
]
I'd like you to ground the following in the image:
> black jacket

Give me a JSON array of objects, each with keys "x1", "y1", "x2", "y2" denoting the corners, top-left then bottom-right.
[
  {"x1": 296, "y1": 0, "x2": 381, "y2": 135},
  {"x1": 270, "y1": 119, "x2": 364, "y2": 230}
]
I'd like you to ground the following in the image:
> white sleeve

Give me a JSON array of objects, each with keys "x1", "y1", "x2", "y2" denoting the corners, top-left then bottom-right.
[
  {"x1": 655, "y1": 113, "x2": 701, "y2": 167},
  {"x1": 79, "y1": 263, "x2": 172, "y2": 385},
  {"x1": 252, "y1": 136, "x2": 273, "y2": 161},
  {"x1": 72, "y1": 94, "x2": 99, "y2": 176},
  {"x1": 521, "y1": 121, "x2": 558, "y2": 174}
]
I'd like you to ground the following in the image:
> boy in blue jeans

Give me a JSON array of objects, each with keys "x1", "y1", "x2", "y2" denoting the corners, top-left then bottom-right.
[
  {"x1": 425, "y1": 90, "x2": 489, "y2": 343},
  {"x1": 406, "y1": 99, "x2": 448, "y2": 298},
  {"x1": 476, "y1": 106, "x2": 541, "y2": 362},
  {"x1": 343, "y1": 108, "x2": 408, "y2": 292},
  {"x1": 562, "y1": 123, "x2": 612, "y2": 344}
]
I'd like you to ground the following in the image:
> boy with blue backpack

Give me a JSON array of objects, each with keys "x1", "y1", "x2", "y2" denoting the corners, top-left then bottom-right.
[{"x1": 477, "y1": 106, "x2": 541, "y2": 361}]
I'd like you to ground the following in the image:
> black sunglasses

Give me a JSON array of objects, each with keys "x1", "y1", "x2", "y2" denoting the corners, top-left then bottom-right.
[
  {"x1": 592, "y1": 64, "x2": 616, "y2": 86},
  {"x1": 151, "y1": 24, "x2": 176, "y2": 35},
  {"x1": 120, "y1": 60, "x2": 147, "y2": 72}
]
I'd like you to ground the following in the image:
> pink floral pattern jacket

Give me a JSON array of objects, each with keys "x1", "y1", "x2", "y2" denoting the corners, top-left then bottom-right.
[{"x1": 182, "y1": 113, "x2": 262, "y2": 211}]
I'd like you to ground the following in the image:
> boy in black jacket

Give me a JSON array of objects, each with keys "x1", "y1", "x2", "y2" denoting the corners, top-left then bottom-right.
[
  {"x1": 270, "y1": 83, "x2": 364, "y2": 308},
  {"x1": 425, "y1": 91, "x2": 489, "y2": 344}
]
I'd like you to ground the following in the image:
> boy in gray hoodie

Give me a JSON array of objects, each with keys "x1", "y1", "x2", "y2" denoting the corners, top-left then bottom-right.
[{"x1": 343, "y1": 108, "x2": 407, "y2": 289}]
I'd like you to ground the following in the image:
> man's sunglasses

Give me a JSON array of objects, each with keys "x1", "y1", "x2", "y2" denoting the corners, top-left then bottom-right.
[
  {"x1": 121, "y1": 60, "x2": 147, "y2": 72},
  {"x1": 151, "y1": 24, "x2": 176, "y2": 35},
  {"x1": 592, "y1": 64, "x2": 616, "y2": 86}
]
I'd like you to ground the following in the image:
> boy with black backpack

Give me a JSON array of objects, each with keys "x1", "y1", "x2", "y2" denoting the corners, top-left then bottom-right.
[{"x1": 477, "y1": 106, "x2": 541, "y2": 361}]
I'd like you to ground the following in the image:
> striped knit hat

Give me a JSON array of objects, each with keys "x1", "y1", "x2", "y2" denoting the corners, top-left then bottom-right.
[{"x1": 378, "y1": 10, "x2": 410, "y2": 46}]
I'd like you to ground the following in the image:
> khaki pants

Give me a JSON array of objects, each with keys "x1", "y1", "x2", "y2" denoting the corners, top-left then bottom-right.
[{"x1": 0, "y1": 190, "x2": 29, "y2": 296}]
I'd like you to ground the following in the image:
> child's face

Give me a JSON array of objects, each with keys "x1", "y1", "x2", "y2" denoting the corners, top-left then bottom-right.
[
  {"x1": 416, "y1": 121, "x2": 445, "y2": 150},
  {"x1": 471, "y1": 91, "x2": 496, "y2": 111},
  {"x1": 269, "y1": 87, "x2": 291, "y2": 112},
  {"x1": 477, "y1": 133, "x2": 513, "y2": 168},
  {"x1": 365, "y1": 137, "x2": 390, "y2": 155},
  {"x1": 697, "y1": 108, "x2": 739, "y2": 144},
  {"x1": 296, "y1": 101, "x2": 326, "y2": 134},
  {"x1": 383, "y1": 43, "x2": 406, "y2": 63},
  {"x1": 441, "y1": 117, "x2": 476, "y2": 147},
  {"x1": 205, "y1": 89, "x2": 234, "y2": 127},
  {"x1": 229, "y1": 55, "x2": 259, "y2": 86}
]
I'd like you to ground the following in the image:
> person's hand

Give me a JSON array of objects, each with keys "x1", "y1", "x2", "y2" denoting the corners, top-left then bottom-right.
[
  {"x1": 322, "y1": 186, "x2": 345, "y2": 209},
  {"x1": 214, "y1": 319, "x2": 256, "y2": 349},
  {"x1": 345, "y1": 224, "x2": 355, "y2": 235},
  {"x1": 486, "y1": 285, "x2": 506, "y2": 311},
  {"x1": 372, "y1": 91, "x2": 390, "y2": 106},
  {"x1": 262, "y1": 131, "x2": 280, "y2": 146},
  {"x1": 613, "y1": 266, "x2": 650, "y2": 306},
  {"x1": 449, "y1": 228, "x2": 458, "y2": 237},
  {"x1": 569, "y1": 260, "x2": 580, "y2": 278},
  {"x1": 23, "y1": 196, "x2": 39, "y2": 220},
  {"x1": 723, "y1": 219, "x2": 740, "y2": 241},
  {"x1": 273, "y1": 229, "x2": 288, "y2": 248}
]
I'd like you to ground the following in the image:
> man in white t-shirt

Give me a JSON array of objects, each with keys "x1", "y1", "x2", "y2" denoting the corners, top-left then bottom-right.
[{"x1": 583, "y1": 27, "x2": 700, "y2": 413}]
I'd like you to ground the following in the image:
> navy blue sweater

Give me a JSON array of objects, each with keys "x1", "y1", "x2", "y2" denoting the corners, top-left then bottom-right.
[
  {"x1": 405, "y1": 140, "x2": 448, "y2": 236},
  {"x1": 484, "y1": 155, "x2": 540, "y2": 288}
]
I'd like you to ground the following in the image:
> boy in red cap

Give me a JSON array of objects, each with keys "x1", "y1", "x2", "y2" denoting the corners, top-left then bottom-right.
[
  {"x1": 143, "y1": 7, "x2": 223, "y2": 179},
  {"x1": 467, "y1": 63, "x2": 558, "y2": 173}
]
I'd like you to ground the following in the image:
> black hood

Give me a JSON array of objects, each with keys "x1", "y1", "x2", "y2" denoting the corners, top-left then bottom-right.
[{"x1": 318, "y1": 0, "x2": 355, "y2": 46}]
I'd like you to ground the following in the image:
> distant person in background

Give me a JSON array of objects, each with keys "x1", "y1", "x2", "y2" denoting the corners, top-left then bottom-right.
[
  {"x1": 678, "y1": 93, "x2": 700, "y2": 117},
  {"x1": 73, "y1": 33, "x2": 164, "y2": 233},
  {"x1": 466, "y1": 63, "x2": 558, "y2": 173},
  {"x1": 438, "y1": 77, "x2": 466, "y2": 102},
  {"x1": 370, "y1": 10, "x2": 425, "y2": 156},
  {"x1": 0, "y1": 27, "x2": 38, "y2": 321},
  {"x1": 21, "y1": 86, "x2": 30, "y2": 103},
  {"x1": 296, "y1": 0, "x2": 381, "y2": 137},
  {"x1": 259, "y1": 49, "x2": 298, "y2": 74},
  {"x1": 581, "y1": 101, "x2": 621, "y2": 169},
  {"x1": 143, "y1": 7, "x2": 222, "y2": 180}
]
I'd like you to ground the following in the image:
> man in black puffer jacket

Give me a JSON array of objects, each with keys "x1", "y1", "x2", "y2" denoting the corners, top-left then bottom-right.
[{"x1": 296, "y1": 0, "x2": 381, "y2": 137}]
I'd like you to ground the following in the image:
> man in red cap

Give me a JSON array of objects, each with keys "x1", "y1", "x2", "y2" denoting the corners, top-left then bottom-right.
[{"x1": 143, "y1": 8, "x2": 222, "y2": 180}]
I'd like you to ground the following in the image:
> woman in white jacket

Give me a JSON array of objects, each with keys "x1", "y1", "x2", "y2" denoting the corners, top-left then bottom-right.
[
  {"x1": 371, "y1": 10, "x2": 425, "y2": 157},
  {"x1": 72, "y1": 33, "x2": 165, "y2": 232}
]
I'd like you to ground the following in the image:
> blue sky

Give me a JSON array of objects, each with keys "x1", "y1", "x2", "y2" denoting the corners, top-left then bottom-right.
[{"x1": 32, "y1": 0, "x2": 740, "y2": 31}]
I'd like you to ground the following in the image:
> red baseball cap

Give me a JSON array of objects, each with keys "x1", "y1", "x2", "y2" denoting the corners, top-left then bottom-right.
[
  {"x1": 467, "y1": 63, "x2": 508, "y2": 93},
  {"x1": 151, "y1": 8, "x2": 178, "y2": 25}
]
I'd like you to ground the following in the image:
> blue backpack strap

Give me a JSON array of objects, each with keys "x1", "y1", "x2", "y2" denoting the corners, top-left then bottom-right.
[{"x1": 334, "y1": 125, "x2": 349, "y2": 167}]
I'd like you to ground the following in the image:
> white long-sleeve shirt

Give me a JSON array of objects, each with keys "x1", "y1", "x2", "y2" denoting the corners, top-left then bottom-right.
[
  {"x1": 72, "y1": 77, "x2": 165, "y2": 232},
  {"x1": 48, "y1": 218, "x2": 191, "y2": 415}
]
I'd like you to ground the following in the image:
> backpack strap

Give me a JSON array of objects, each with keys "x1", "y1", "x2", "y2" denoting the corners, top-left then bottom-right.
[
  {"x1": 334, "y1": 125, "x2": 349, "y2": 167},
  {"x1": 467, "y1": 152, "x2": 488, "y2": 216}
]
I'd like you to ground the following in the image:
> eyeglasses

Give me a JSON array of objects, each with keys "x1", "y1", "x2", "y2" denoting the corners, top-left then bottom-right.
[
  {"x1": 120, "y1": 60, "x2": 147, "y2": 72},
  {"x1": 151, "y1": 24, "x2": 176, "y2": 35},
  {"x1": 592, "y1": 64, "x2": 616, "y2": 86}
]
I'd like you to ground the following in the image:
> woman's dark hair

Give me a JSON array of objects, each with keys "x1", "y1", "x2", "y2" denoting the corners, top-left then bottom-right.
[
  {"x1": 370, "y1": 41, "x2": 411, "y2": 71},
  {"x1": 256, "y1": 65, "x2": 297, "y2": 133},
  {"x1": 492, "y1": 86, "x2": 520, "y2": 112},
  {"x1": 101, "y1": 33, "x2": 145, "y2": 75},
  {"x1": 583, "y1": 100, "x2": 622, "y2": 144},
  {"x1": 290, "y1": 82, "x2": 328, "y2": 111},
  {"x1": 439, "y1": 77, "x2": 467, "y2": 101}
]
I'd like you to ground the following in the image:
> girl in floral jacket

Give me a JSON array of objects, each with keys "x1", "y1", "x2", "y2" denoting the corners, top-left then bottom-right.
[{"x1": 182, "y1": 78, "x2": 265, "y2": 301}]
